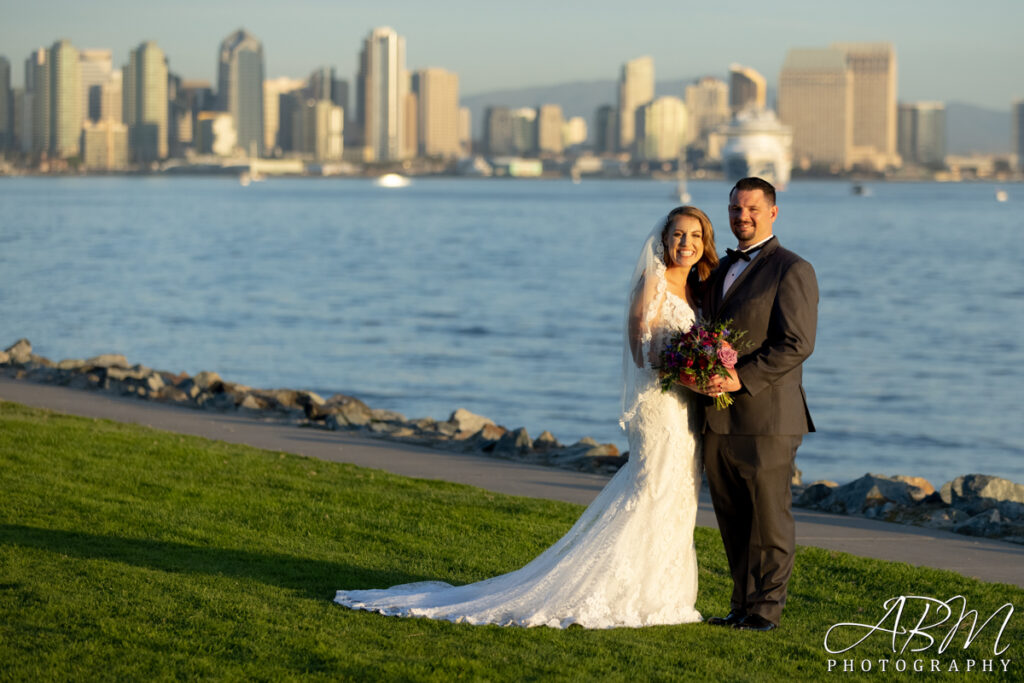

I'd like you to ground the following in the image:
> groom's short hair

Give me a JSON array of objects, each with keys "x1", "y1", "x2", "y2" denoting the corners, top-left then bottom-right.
[{"x1": 731, "y1": 177, "x2": 776, "y2": 206}]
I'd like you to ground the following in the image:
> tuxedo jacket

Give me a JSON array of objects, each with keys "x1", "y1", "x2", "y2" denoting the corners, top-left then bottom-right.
[{"x1": 700, "y1": 237, "x2": 818, "y2": 436}]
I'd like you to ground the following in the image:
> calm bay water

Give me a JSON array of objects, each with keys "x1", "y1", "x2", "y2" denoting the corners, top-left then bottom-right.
[{"x1": 1, "y1": 175, "x2": 1021, "y2": 486}]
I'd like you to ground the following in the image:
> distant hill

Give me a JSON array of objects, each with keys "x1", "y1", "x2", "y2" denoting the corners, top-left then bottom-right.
[
  {"x1": 461, "y1": 81, "x2": 1011, "y2": 156},
  {"x1": 945, "y1": 102, "x2": 1010, "y2": 155}
]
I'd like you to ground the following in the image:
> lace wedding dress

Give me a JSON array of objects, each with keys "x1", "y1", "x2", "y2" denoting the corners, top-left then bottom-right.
[{"x1": 334, "y1": 290, "x2": 702, "y2": 629}]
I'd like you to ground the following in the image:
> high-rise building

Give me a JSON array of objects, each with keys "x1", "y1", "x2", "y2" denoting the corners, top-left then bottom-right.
[
  {"x1": 124, "y1": 41, "x2": 168, "y2": 162},
  {"x1": 48, "y1": 39, "x2": 81, "y2": 159},
  {"x1": 196, "y1": 111, "x2": 235, "y2": 156},
  {"x1": 0, "y1": 57, "x2": 11, "y2": 150},
  {"x1": 635, "y1": 96, "x2": 688, "y2": 162},
  {"x1": 357, "y1": 27, "x2": 408, "y2": 162},
  {"x1": 81, "y1": 119, "x2": 128, "y2": 169},
  {"x1": 79, "y1": 49, "x2": 112, "y2": 123},
  {"x1": 511, "y1": 107, "x2": 536, "y2": 154},
  {"x1": 563, "y1": 116, "x2": 587, "y2": 149},
  {"x1": 458, "y1": 106, "x2": 471, "y2": 156},
  {"x1": 293, "y1": 98, "x2": 343, "y2": 161},
  {"x1": 897, "y1": 102, "x2": 946, "y2": 168},
  {"x1": 264, "y1": 76, "x2": 305, "y2": 154},
  {"x1": 535, "y1": 104, "x2": 564, "y2": 155},
  {"x1": 217, "y1": 29, "x2": 265, "y2": 157},
  {"x1": 685, "y1": 77, "x2": 729, "y2": 151},
  {"x1": 617, "y1": 56, "x2": 653, "y2": 154},
  {"x1": 411, "y1": 68, "x2": 460, "y2": 159},
  {"x1": 729, "y1": 64, "x2": 766, "y2": 115},
  {"x1": 98, "y1": 69, "x2": 122, "y2": 123},
  {"x1": 778, "y1": 47, "x2": 853, "y2": 170},
  {"x1": 594, "y1": 105, "x2": 618, "y2": 155},
  {"x1": 833, "y1": 42, "x2": 898, "y2": 169},
  {"x1": 1012, "y1": 99, "x2": 1024, "y2": 173},
  {"x1": 484, "y1": 106, "x2": 514, "y2": 155},
  {"x1": 25, "y1": 48, "x2": 50, "y2": 154}
]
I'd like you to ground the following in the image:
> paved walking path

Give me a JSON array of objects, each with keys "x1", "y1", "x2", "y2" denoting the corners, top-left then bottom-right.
[{"x1": 2, "y1": 376, "x2": 1022, "y2": 588}]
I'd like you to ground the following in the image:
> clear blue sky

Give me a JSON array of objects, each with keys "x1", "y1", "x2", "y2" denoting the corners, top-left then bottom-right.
[{"x1": 3, "y1": 0, "x2": 1022, "y2": 110}]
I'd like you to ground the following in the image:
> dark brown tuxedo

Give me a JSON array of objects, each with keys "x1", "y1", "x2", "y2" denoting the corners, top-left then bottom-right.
[{"x1": 700, "y1": 236, "x2": 818, "y2": 625}]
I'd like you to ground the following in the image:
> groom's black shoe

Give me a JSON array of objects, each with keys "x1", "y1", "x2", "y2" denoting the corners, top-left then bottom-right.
[
  {"x1": 706, "y1": 611, "x2": 745, "y2": 627},
  {"x1": 733, "y1": 614, "x2": 777, "y2": 632}
]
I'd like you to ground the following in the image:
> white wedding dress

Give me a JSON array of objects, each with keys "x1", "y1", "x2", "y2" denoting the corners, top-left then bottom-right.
[{"x1": 334, "y1": 290, "x2": 703, "y2": 629}]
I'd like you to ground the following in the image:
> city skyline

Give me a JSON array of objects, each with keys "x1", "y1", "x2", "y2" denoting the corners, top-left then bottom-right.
[{"x1": 2, "y1": 0, "x2": 1022, "y2": 111}]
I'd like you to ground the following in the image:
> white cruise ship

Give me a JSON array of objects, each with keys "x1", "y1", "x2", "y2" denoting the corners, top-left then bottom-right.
[{"x1": 719, "y1": 109, "x2": 794, "y2": 190}]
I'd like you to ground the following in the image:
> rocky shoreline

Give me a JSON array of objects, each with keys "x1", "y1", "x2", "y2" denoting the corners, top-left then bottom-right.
[{"x1": 3, "y1": 337, "x2": 1023, "y2": 545}]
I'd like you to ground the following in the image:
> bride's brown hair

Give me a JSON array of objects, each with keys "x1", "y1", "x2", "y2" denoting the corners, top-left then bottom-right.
[{"x1": 661, "y1": 206, "x2": 719, "y2": 281}]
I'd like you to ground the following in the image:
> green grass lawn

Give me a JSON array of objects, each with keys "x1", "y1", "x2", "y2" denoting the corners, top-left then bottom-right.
[{"x1": 1, "y1": 400, "x2": 1020, "y2": 681}]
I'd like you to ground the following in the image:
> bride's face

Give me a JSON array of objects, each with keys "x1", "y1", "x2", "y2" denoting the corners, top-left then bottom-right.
[{"x1": 663, "y1": 216, "x2": 704, "y2": 269}]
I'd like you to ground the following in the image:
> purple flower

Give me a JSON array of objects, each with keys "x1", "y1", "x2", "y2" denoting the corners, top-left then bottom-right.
[{"x1": 717, "y1": 345, "x2": 738, "y2": 368}]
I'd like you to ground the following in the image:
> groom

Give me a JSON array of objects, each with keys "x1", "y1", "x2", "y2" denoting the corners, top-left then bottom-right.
[{"x1": 699, "y1": 177, "x2": 818, "y2": 632}]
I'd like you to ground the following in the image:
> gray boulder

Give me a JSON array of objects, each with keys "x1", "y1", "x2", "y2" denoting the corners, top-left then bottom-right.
[
  {"x1": 819, "y1": 474, "x2": 918, "y2": 515},
  {"x1": 940, "y1": 474, "x2": 1024, "y2": 516},
  {"x1": 953, "y1": 508, "x2": 1004, "y2": 538},
  {"x1": 796, "y1": 481, "x2": 838, "y2": 507},
  {"x1": 321, "y1": 394, "x2": 372, "y2": 427},
  {"x1": 5, "y1": 339, "x2": 32, "y2": 364},
  {"x1": 494, "y1": 427, "x2": 532, "y2": 455},
  {"x1": 449, "y1": 408, "x2": 494, "y2": 435},
  {"x1": 85, "y1": 353, "x2": 128, "y2": 369},
  {"x1": 533, "y1": 430, "x2": 562, "y2": 452}
]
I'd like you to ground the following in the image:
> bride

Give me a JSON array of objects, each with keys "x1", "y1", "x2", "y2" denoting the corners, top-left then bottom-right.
[{"x1": 335, "y1": 206, "x2": 720, "y2": 628}]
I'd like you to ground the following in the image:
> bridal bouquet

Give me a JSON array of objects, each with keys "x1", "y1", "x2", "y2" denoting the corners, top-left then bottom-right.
[{"x1": 658, "y1": 318, "x2": 748, "y2": 410}]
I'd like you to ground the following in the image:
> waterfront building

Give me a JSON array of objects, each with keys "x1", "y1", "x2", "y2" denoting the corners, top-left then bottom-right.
[
  {"x1": 12, "y1": 88, "x2": 26, "y2": 153},
  {"x1": 563, "y1": 116, "x2": 587, "y2": 149},
  {"x1": 26, "y1": 48, "x2": 49, "y2": 155},
  {"x1": 617, "y1": 56, "x2": 653, "y2": 154},
  {"x1": 356, "y1": 26, "x2": 408, "y2": 162},
  {"x1": 729, "y1": 64, "x2": 766, "y2": 115},
  {"x1": 403, "y1": 89, "x2": 418, "y2": 160},
  {"x1": 1013, "y1": 99, "x2": 1024, "y2": 173},
  {"x1": 411, "y1": 68, "x2": 460, "y2": 159},
  {"x1": 98, "y1": 69, "x2": 122, "y2": 123},
  {"x1": 778, "y1": 47, "x2": 853, "y2": 171},
  {"x1": 124, "y1": 41, "x2": 168, "y2": 163},
  {"x1": 594, "y1": 104, "x2": 618, "y2": 155},
  {"x1": 264, "y1": 76, "x2": 305, "y2": 155},
  {"x1": 195, "y1": 111, "x2": 236, "y2": 156},
  {"x1": 833, "y1": 42, "x2": 899, "y2": 169},
  {"x1": 293, "y1": 98, "x2": 343, "y2": 161},
  {"x1": 635, "y1": 96, "x2": 687, "y2": 162},
  {"x1": 81, "y1": 119, "x2": 128, "y2": 169},
  {"x1": 458, "y1": 106, "x2": 471, "y2": 156},
  {"x1": 0, "y1": 57, "x2": 11, "y2": 150},
  {"x1": 536, "y1": 103, "x2": 564, "y2": 155},
  {"x1": 685, "y1": 76, "x2": 729, "y2": 156},
  {"x1": 511, "y1": 107, "x2": 537, "y2": 155},
  {"x1": 79, "y1": 48, "x2": 112, "y2": 123},
  {"x1": 217, "y1": 29, "x2": 265, "y2": 157},
  {"x1": 484, "y1": 106, "x2": 514, "y2": 155},
  {"x1": 48, "y1": 39, "x2": 82, "y2": 159},
  {"x1": 897, "y1": 102, "x2": 946, "y2": 168}
]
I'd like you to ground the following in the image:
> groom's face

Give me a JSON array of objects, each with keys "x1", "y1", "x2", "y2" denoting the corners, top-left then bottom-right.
[{"x1": 728, "y1": 189, "x2": 778, "y2": 248}]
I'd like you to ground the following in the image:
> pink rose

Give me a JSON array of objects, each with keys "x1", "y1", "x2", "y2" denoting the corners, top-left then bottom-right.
[{"x1": 717, "y1": 345, "x2": 738, "y2": 368}]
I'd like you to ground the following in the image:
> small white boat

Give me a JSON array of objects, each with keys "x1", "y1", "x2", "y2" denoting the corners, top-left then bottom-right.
[
  {"x1": 375, "y1": 173, "x2": 411, "y2": 188},
  {"x1": 995, "y1": 189, "x2": 1008, "y2": 202}
]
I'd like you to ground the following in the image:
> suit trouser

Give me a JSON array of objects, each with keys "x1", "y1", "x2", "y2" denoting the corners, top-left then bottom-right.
[{"x1": 703, "y1": 432, "x2": 802, "y2": 625}]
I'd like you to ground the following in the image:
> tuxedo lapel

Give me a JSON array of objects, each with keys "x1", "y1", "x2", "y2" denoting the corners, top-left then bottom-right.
[{"x1": 719, "y1": 238, "x2": 780, "y2": 311}]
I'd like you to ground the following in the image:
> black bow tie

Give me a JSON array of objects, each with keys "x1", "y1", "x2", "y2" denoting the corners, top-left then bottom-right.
[{"x1": 726, "y1": 245, "x2": 764, "y2": 262}]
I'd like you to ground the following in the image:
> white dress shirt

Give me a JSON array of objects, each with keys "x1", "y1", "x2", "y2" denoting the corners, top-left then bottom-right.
[{"x1": 721, "y1": 235, "x2": 775, "y2": 298}]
